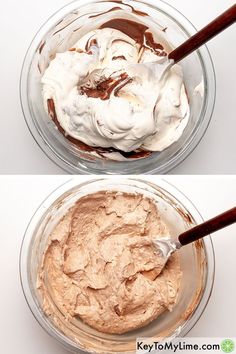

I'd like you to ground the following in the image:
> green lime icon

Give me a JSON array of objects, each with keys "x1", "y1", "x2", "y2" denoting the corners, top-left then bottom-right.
[{"x1": 221, "y1": 339, "x2": 235, "y2": 353}]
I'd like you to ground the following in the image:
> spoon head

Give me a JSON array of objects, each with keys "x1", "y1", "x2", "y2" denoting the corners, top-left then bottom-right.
[
  {"x1": 153, "y1": 237, "x2": 179, "y2": 258},
  {"x1": 127, "y1": 57, "x2": 173, "y2": 82},
  {"x1": 151, "y1": 237, "x2": 180, "y2": 275}
]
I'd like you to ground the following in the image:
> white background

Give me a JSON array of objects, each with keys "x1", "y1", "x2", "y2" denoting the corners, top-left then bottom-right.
[
  {"x1": 0, "y1": 175, "x2": 235, "y2": 353},
  {"x1": 0, "y1": 0, "x2": 235, "y2": 174}
]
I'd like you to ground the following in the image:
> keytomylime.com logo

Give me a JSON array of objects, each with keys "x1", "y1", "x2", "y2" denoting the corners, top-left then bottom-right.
[{"x1": 221, "y1": 339, "x2": 235, "y2": 353}]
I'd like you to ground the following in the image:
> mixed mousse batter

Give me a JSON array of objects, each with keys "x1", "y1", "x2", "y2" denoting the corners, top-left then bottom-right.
[
  {"x1": 38, "y1": 191, "x2": 182, "y2": 335},
  {"x1": 42, "y1": 18, "x2": 190, "y2": 156}
]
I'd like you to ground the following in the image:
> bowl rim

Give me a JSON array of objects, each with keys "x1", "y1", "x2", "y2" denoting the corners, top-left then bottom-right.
[
  {"x1": 19, "y1": 0, "x2": 216, "y2": 175},
  {"x1": 19, "y1": 177, "x2": 215, "y2": 353}
]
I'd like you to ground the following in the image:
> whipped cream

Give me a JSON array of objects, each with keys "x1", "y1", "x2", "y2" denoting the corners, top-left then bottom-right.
[{"x1": 42, "y1": 24, "x2": 190, "y2": 152}]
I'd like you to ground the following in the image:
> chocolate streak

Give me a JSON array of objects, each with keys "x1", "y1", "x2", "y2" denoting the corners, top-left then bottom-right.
[
  {"x1": 100, "y1": 18, "x2": 148, "y2": 45},
  {"x1": 100, "y1": 18, "x2": 167, "y2": 57},
  {"x1": 79, "y1": 19, "x2": 166, "y2": 101},
  {"x1": 38, "y1": 41, "x2": 46, "y2": 54},
  {"x1": 103, "y1": 0, "x2": 148, "y2": 16},
  {"x1": 112, "y1": 55, "x2": 126, "y2": 60},
  {"x1": 85, "y1": 38, "x2": 98, "y2": 52},
  {"x1": 80, "y1": 73, "x2": 132, "y2": 100}
]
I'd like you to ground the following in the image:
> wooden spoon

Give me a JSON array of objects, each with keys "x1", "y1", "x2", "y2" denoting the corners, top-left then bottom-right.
[
  {"x1": 153, "y1": 207, "x2": 236, "y2": 275},
  {"x1": 157, "y1": 4, "x2": 236, "y2": 79}
]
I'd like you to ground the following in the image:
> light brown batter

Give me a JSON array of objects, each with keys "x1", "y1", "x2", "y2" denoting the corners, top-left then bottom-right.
[{"x1": 38, "y1": 191, "x2": 182, "y2": 334}]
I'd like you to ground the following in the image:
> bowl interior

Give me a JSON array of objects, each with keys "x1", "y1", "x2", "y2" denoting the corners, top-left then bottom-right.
[
  {"x1": 27, "y1": 179, "x2": 208, "y2": 353},
  {"x1": 24, "y1": 0, "x2": 212, "y2": 174}
]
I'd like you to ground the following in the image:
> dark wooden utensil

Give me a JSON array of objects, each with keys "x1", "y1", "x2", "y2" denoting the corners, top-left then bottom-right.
[
  {"x1": 155, "y1": 4, "x2": 236, "y2": 81},
  {"x1": 178, "y1": 206, "x2": 236, "y2": 245},
  {"x1": 169, "y1": 4, "x2": 236, "y2": 63},
  {"x1": 153, "y1": 207, "x2": 236, "y2": 275}
]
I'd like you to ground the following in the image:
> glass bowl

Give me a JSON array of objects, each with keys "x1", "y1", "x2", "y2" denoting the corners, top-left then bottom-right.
[
  {"x1": 20, "y1": 178, "x2": 215, "y2": 353},
  {"x1": 20, "y1": 0, "x2": 216, "y2": 174}
]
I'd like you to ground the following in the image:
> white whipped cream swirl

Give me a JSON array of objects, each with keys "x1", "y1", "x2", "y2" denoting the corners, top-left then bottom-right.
[{"x1": 42, "y1": 28, "x2": 190, "y2": 152}]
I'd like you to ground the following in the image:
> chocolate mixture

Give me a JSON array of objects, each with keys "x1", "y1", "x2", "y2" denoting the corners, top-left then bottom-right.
[{"x1": 38, "y1": 191, "x2": 182, "y2": 335}]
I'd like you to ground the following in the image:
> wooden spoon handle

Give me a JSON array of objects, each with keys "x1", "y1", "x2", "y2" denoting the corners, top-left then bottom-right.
[
  {"x1": 178, "y1": 207, "x2": 236, "y2": 246},
  {"x1": 169, "y1": 4, "x2": 236, "y2": 63}
]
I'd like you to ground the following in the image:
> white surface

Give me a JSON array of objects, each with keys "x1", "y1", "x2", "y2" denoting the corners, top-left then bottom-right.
[
  {"x1": 0, "y1": 0, "x2": 235, "y2": 174},
  {"x1": 0, "y1": 175, "x2": 235, "y2": 353}
]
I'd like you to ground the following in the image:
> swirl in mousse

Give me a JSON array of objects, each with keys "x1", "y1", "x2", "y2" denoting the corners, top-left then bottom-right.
[
  {"x1": 42, "y1": 19, "x2": 190, "y2": 156},
  {"x1": 38, "y1": 191, "x2": 182, "y2": 335}
]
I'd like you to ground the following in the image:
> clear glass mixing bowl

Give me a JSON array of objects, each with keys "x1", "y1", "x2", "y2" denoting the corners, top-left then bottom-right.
[
  {"x1": 20, "y1": 178, "x2": 215, "y2": 353},
  {"x1": 20, "y1": 0, "x2": 216, "y2": 174}
]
